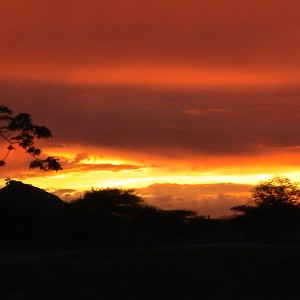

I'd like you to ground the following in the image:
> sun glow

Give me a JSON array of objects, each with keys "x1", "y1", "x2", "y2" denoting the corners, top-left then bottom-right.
[{"x1": 7, "y1": 144, "x2": 299, "y2": 195}]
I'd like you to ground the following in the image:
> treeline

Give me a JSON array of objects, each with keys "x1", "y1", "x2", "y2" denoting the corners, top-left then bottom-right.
[
  {"x1": 0, "y1": 184, "x2": 210, "y2": 250},
  {"x1": 1, "y1": 176, "x2": 300, "y2": 251}
]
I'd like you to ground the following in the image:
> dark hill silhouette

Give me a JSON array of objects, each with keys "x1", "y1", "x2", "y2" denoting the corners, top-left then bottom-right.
[
  {"x1": 0, "y1": 180, "x2": 65, "y2": 214},
  {"x1": 0, "y1": 180, "x2": 67, "y2": 249}
]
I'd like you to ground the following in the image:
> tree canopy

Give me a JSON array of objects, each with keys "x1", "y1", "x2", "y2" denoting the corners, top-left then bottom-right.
[
  {"x1": 0, "y1": 105, "x2": 62, "y2": 171},
  {"x1": 231, "y1": 176, "x2": 300, "y2": 214},
  {"x1": 250, "y1": 176, "x2": 300, "y2": 208},
  {"x1": 73, "y1": 188, "x2": 144, "y2": 211}
]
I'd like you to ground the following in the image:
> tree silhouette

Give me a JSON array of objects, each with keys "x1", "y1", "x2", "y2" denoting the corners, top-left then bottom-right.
[
  {"x1": 72, "y1": 188, "x2": 144, "y2": 218},
  {"x1": 0, "y1": 105, "x2": 62, "y2": 171},
  {"x1": 250, "y1": 176, "x2": 300, "y2": 208},
  {"x1": 231, "y1": 176, "x2": 300, "y2": 241},
  {"x1": 232, "y1": 176, "x2": 300, "y2": 213}
]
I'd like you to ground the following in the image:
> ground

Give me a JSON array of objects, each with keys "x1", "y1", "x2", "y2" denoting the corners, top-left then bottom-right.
[{"x1": 1, "y1": 243, "x2": 300, "y2": 299}]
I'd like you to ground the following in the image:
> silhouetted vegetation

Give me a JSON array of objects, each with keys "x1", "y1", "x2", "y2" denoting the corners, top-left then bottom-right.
[
  {"x1": 230, "y1": 176, "x2": 300, "y2": 242},
  {"x1": 0, "y1": 105, "x2": 62, "y2": 171},
  {"x1": 0, "y1": 180, "x2": 206, "y2": 250},
  {"x1": 62, "y1": 187, "x2": 204, "y2": 248},
  {"x1": 2, "y1": 176, "x2": 300, "y2": 250},
  {"x1": 2, "y1": 177, "x2": 300, "y2": 298}
]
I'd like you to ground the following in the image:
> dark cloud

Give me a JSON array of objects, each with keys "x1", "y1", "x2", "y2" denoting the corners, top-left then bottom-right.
[
  {"x1": 56, "y1": 153, "x2": 145, "y2": 172},
  {"x1": 3, "y1": 82, "x2": 300, "y2": 159}
]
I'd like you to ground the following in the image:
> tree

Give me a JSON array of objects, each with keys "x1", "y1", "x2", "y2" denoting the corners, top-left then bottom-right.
[
  {"x1": 0, "y1": 105, "x2": 62, "y2": 171},
  {"x1": 230, "y1": 176, "x2": 300, "y2": 241},
  {"x1": 250, "y1": 176, "x2": 300, "y2": 208},
  {"x1": 231, "y1": 176, "x2": 300, "y2": 213},
  {"x1": 72, "y1": 188, "x2": 145, "y2": 217}
]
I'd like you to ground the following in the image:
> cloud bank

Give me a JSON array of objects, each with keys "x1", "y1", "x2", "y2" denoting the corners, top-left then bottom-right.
[
  {"x1": 4, "y1": 83, "x2": 300, "y2": 161},
  {"x1": 138, "y1": 183, "x2": 251, "y2": 217}
]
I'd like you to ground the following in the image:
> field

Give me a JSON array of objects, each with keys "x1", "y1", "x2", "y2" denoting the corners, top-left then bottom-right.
[{"x1": 1, "y1": 243, "x2": 300, "y2": 299}]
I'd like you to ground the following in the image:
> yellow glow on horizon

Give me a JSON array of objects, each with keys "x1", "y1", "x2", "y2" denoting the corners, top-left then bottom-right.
[
  {"x1": 7, "y1": 144, "x2": 295, "y2": 190},
  {"x1": 79, "y1": 156, "x2": 139, "y2": 167},
  {"x1": 21, "y1": 169, "x2": 300, "y2": 194},
  {"x1": 8, "y1": 145, "x2": 300, "y2": 201}
]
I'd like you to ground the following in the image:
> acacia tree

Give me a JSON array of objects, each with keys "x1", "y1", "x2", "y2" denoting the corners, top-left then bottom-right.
[
  {"x1": 230, "y1": 176, "x2": 300, "y2": 242},
  {"x1": 72, "y1": 188, "x2": 145, "y2": 216},
  {"x1": 0, "y1": 105, "x2": 62, "y2": 171},
  {"x1": 250, "y1": 176, "x2": 300, "y2": 208},
  {"x1": 231, "y1": 176, "x2": 300, "y2": 214}
]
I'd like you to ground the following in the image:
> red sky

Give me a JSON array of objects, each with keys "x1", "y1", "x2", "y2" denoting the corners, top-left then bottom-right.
[{"x1": 1, "y1": 0, "x2": 300, "y2": 216}]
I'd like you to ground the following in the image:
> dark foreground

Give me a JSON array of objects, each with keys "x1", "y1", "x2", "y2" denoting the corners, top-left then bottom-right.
[{"x1": 1, "y1": 243, "x2": 300, "y2": 300}]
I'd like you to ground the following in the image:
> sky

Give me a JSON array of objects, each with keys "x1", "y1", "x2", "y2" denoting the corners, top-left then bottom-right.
[{"x1": 1, "y1": 0, "x2": 300, "y2": 217}]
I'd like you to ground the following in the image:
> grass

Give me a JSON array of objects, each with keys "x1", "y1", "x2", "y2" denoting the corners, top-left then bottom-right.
[{"x1": 0, "y1": 243, "x2": 300, "y2": 299}]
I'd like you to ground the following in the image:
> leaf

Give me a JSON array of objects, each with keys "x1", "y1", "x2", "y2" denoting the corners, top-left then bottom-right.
[
  {"x1": 33, "y1": 125, "x2": 53, "y2": 139},
  {"x1": 7, "y1": 145, "x2": 15, "y2": 151},
  {"x1": 7, "y1": 113, "x2": 32, "y2": 130},
  {"x1": 0, "y1": 105, "x2": 12, "y2": 115},
  {"x1": 0, "y1": 105, "x2": 62, "y2": 171},
  {"x1": 30, "y1": 157, "x2": 62, "y2": 171},
  {"x1": 26, "y1": 147, "x2": 41, "y2": 156}
]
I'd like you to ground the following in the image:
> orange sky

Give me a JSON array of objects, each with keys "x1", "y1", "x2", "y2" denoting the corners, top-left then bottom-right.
[{"x1": 1, "y1": 0, "x2": 300, "y2": 216}]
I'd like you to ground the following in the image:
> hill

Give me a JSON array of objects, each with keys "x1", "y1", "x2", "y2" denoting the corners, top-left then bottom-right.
[{"x1": 0, "y1": 180, "x2": 65, "y2": 214}]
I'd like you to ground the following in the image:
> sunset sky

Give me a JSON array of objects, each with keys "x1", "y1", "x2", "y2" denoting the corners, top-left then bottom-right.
[{"x1": 1, "y1": 0, "x2": 300, "y2": 216}]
